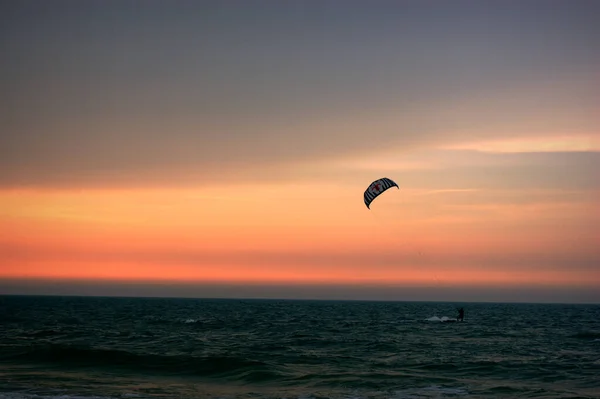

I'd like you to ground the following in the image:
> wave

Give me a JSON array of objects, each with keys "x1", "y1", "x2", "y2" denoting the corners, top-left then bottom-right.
[
  {"x1": 0, "y1": 395, "x2": 116, "y2": 399},
  {"x1": 571, "y1": 331, "x2": 600, "y2": 339},
  {"x1": 0, "y1": 386, "x2": 471, "y2": 399},
  {"x1": 140, "y1": 315, "x2": 232, "y2": 330},
  {"x1": 21, "y1": 329, "x2": 64, "y2": 338},
  {"x1": 0, "y1": 343, "x2": 277, "y2": 380}
]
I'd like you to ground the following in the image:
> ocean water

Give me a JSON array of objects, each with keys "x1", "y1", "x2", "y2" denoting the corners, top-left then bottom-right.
[{"x1": 1, "y1": 296, "x2": 599, "y2": 399}]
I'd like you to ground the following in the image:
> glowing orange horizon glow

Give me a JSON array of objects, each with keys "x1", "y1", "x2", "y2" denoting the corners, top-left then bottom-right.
[
  {"x1": 2, "y1": 259, "x2": 597, "y2": 288},
  {"x1": 2, "y1": 183, "x2": 598, "y2": 292}
]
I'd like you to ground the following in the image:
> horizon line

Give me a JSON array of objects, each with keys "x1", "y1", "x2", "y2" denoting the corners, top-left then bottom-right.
[{"x1": 1, "y1": 293, "x2": 598, "y2": 306}]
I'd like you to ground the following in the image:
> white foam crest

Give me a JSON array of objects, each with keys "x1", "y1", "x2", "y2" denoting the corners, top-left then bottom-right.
[{"x1": 425, "y1": 316, "x2": 455, "y2": 322}]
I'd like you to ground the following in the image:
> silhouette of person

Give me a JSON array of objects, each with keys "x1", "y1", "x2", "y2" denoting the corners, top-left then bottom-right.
[{"x1": 457, "y1": 307, "x2": 465, "y2": 322}]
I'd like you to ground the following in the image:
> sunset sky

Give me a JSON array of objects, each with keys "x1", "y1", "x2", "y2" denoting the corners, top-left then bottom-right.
[{"x1": 1, "y1": 0, "x2": 599, "y2": 303}]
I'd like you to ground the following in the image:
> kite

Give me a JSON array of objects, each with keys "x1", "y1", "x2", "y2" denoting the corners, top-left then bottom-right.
[{"x1": 364, "y1": 177, "x2": 398, "y2": 209}]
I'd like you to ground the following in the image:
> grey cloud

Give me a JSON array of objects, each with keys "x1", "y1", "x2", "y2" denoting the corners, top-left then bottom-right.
[{"x1": 1, "y1": 1, "x2": 598, "y2": 188}]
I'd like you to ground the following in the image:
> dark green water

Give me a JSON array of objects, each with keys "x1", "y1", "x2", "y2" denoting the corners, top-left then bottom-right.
[{"x1": 1, "y1": 296, "x2": 599, "y2": 398}]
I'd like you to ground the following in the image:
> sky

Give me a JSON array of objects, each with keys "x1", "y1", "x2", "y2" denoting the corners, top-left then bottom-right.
[{"x1": 1, "y1": 0, "x2": 599, "y2": 303}]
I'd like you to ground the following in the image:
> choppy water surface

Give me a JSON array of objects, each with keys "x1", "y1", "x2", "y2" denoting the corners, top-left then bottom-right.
[{"x1": 1, "y1": 296, "x2": 599, "y2": 398}]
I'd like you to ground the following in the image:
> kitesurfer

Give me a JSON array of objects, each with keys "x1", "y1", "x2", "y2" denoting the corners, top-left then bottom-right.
[{"x1": 457, "y1": 307, "x2": 464, "y2": 322}]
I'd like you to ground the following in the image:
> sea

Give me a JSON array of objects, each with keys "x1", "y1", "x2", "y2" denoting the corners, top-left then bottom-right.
[{"x1": 1, "y1": 296, "x2": 599, "y2": 399}]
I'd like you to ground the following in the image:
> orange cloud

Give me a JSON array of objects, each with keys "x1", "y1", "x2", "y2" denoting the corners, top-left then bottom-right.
[{"x1": 441, "y1": 133, "x2": 600, "y2": 153}]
